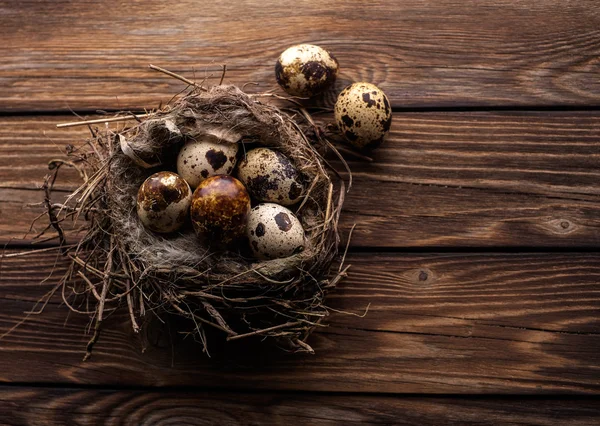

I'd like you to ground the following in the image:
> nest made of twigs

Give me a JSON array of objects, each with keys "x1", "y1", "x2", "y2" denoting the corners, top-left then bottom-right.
[{"x1": 43, "y1": 76, "x2": 349, "y2": 359}]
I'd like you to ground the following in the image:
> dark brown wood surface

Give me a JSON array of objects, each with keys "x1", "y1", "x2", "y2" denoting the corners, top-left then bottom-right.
[
  {"x1": 2, "y1": 112, "x2": 599, "y2": 247},
  {"x1": 1, "y1": 0, "x2": 599, "y2": 424},
  {"x1": 2, "y1": 387, "x2": 599, "y2": 426},
  {"x1": 1, "y1": 250, "x2": 599, "y2": 393},
  {"x1": 1, "y1": 1, "x2": 600, "y2": 112}
]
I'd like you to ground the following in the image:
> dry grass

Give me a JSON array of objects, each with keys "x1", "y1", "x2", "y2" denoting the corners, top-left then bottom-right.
[{"x1": 32, "y1": 69, "x2": 349, "y2": 360}]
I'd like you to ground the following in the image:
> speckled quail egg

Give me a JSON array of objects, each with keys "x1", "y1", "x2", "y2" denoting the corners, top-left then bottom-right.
[
  {"x1": 275, "y1": 44, "x2": 339, "y2": 97},
  {"x1": 137, "y1": 171, "x2": 192, "y2": 234},
  {"x1": 247, "y1": 203, "x2": 305, "y2": 260},
  {"x1": 190, "y1": 175, "x2": 251, "y2": 245},
  {"x1": 176, "y1": 137, "x2": 238, "y2": 188},
  {"x1": 334, "y1": 82, "x2": 392, "y2": 151},
  {"x1": 236, "y1": 148, "x2": 304, "y2": 206}
]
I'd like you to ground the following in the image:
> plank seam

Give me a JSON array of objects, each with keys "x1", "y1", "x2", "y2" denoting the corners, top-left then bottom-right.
[
  {"x1": 0, "y1": 382, "x2": 598, "y2": 397},
  {"x1": 2, "y1": 105, "x2": 600, "y2": 117},
  {"x1": 4, "y1": 243, "x2": 600, "y2": 252}
]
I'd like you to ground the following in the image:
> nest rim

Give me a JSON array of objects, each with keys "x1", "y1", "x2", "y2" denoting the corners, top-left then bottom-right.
[{"x1": 38, "y1": 71, "x2": 350, "y2": 360}]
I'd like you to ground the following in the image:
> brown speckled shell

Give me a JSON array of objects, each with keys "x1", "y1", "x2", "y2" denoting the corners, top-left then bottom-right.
[
  {"x1": 190, "y1": 175, "x2": 251, "y2": 245},
  {"x1": 246, "y1": 203, "x2": 305, "y2": 260},
  {"x1": 275, "y1": 44, "x2": 338, "y2": 97},
  {"x1": 334, "y1": 82, "x2": 392, "y2": 151},
  {"x1": 176, "y1": 138, "x2": 238, "y2": 189},
  {"x1": 237, "y1": 148, "x2": 303, "y2": 206},
  {"x1": 136, "y1": 171, "x2": 192, "y2": 233}
]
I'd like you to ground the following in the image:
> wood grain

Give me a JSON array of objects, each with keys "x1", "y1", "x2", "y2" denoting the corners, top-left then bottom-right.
[
  {"x1": 1, "y1": 112, "x2": 599, "y2": 247},
  {"x1": 1, "y1": 1, "x2": 600, "y2": 111},
  {"x1": 3, "y1": 0, "x2": 600, "y2": 419},
  {"x1": 1, "y1": 387, "x2": 599, "y2": 426},
  {"x1": 1, "y1": 250, "x2": 598, "y2": 393}
]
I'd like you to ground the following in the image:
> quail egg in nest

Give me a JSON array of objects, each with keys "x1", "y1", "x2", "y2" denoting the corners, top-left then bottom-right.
[
  {"x1": 136, "y1": 171, "x2": 192, "y2": 234},
  {"x1": 237, "y1": 148, "x2": 304, "y2": 206},
  {"x1": 247, "y1": 203, "x2": 306, "y2": 260},
  {"x1": 190, "y1": 175, "x2": 251, "y2": 245},
  {"x1": 177, "y1": 137, "x2": 238, "y2": 189}
]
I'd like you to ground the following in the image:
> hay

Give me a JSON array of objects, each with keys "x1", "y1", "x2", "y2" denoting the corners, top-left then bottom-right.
[{"x1": 40, "y1": 72, "x2": 349, "y2": 359}]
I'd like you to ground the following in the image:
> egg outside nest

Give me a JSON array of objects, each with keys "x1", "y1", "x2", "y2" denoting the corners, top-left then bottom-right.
[
  {"x1": 334, "y1": 82, "x2": 392, "y2": 151},
  {"x1": 275, "y1": 44, "x2": 339, "y2": 97}
]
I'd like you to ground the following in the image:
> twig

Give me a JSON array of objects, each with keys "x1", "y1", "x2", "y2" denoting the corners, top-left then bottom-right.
[
  {"x1": 149, "y1": 64, "x2": 207, "y2": 91},
  {"x1": 339, "y1": 223, "x2": 356, "y2": 273},
  {"x1": 48, "y1": 159, "x2": 88, "y2": 181},
  {"x1": 117, "y1": 248, "x2": 140, "y2": 334},
  {"x1": 319, "y1": 183, "x2": 334, "y2": 247},
  {"x1": 293, "y1": 338, "x2": 315, "y2": 354},
  {"x1": 0, "y1": 245, "x2": 76, "y2": 259},
  {"x1": 77, "y1": 271, "x2": 103, "y2": 301},
  {"x1": 68, "y1": 255, "x2": 128, "y2": 282},
  {"x1": 170, "y1": 301, "x2": 237, "y2": 336},
  {"x1": 333, "y1": 144, "x2": 373, "y2": 162},
  {"x1": 202, "y1": 301, "x2": 235, "y2": 335},
  {"x1": 327, "y1": 301, "x2": 370, "y2": 318},
  {"x1": 219, "y1": 64, "x2": 227, "y2": 85},
  {"x1": 296, "y1": 174, "x2": 319, "y2": 213},
  {"x1": 42, "y1": 173, "x2": 67, "y2": 252},
  {"x1": 83, "y1": 237, "x2": 114, "y2": 361},
  {"x1": 56, "y1": 114, "x2": 150, "y2": 128},
  {"x1": 252, "y1": 93, "x2": 306, "y2": 108},
  {"x1": 328, "y1": 264, "x2": 351, "y2": 289},
  {"x1": 125, "y1": 279, "x2": 140, "y2": 333},
  {"x1": 226, "y1": 321, "x2": 303, "y2": 341}
]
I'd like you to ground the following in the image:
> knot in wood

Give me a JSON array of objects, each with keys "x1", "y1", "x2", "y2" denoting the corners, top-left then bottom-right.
[
  {"x1": 542, "y1": 218, "x2": 577, "y2": 235},
  {"x1": 409, "y1": 267, "x2": 436, "y2": 286}
]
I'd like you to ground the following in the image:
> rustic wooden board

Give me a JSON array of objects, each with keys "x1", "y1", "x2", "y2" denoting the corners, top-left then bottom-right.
[
  {"x1": 2, "y1": 112, "x2": 599, "y2": 247},
  {"x1": 2, "y1": 1, "x2": 600, "y2": 111},
  {"x1": 1, "y1": 250, "x2": 598, "y2": 393},
  {"x1": 1, "y1": 387, "x2": 599, "y2": 426},
  {"x1": 3, "y1": 0, "x2": 600, "y2": 421}
]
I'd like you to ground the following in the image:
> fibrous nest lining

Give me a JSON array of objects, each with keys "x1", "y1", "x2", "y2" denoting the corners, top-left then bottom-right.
[{"x1": 43, "y1": 82, "x2": 348, "y2": 359}]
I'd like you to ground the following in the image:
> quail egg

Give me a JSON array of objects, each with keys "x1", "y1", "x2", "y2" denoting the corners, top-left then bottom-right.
[
  {"x1": 334, "y1": 82, "x2": 392, "y2": 150},
  {"x1": 275, "y1": 44, "x2": 339, "y2": 97},
  {"x1": 236, "y1": 148, "x2": 304, "y2": 206},
  {"x1": 190, "y1": 175, "x2": 251, "y2": 245},
  {"x1": 177, "y1": 137, "x2": 238, "y2": 188},
  {"x1": 247, "y1": 203, "x2": 305, "y2": 260},
  {"x1": 136, "y1": 171, "x2": 192, "y2": 233}
]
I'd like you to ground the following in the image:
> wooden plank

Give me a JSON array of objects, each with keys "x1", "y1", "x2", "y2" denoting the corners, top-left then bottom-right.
[
  {"x1": 1, "y1": 387, "x2": 599, "y2": 426},
  {"x1": 1, "y1": 250, "x2": 598, "y2": 393},
  {"x1": 1, "y1": 1, "x2": 600, "y2": 111},
  {"x1": 1, "y1": 112, "x2": 599, "y2": 247}
]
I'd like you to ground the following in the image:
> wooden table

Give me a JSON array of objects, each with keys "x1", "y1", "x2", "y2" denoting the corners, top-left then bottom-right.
[{"x1": 1, "y1": 1, "x2": 599, "y2": 424}]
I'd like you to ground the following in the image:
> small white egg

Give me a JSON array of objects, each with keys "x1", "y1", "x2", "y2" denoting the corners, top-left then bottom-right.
[
  {"x1": 176, "y1": 137, "x2": 238, "y2": 188},
  {"x1": 247, "y1": 203, "x2": 305, "y2": 259},
  {"x1": 334, "y1": 82, "x2": 392, "y2": 151},
  {"x1": 237, "y1": 148, "x2": 304, "y2": 206},
  {"x1": 275, "y1": 44, "x2": 339, "y2": 97},
  {"x1": 136, "y1": 171, "x2": 192, "y2": 233}
]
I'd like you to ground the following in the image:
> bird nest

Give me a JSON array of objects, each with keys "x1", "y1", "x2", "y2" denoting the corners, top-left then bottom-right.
[{"x1": 39, "y1": 71, "x2": 350, "y2": 359}]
